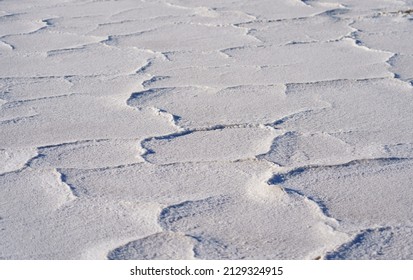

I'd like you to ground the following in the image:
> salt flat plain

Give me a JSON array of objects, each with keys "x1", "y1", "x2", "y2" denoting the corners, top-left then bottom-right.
[{"x1": 0, "y1": 0, "x2": 412, "y2": 260}]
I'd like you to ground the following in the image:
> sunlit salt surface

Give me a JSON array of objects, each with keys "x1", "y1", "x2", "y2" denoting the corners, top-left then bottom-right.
[{"x1": 1, "y1": 0, "x2": 413, "y2": 260}]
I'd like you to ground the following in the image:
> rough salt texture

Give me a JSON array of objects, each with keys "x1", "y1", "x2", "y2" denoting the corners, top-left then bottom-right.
[{"x1": 1, "y1": 0, "x2": 412, "y2": 260}]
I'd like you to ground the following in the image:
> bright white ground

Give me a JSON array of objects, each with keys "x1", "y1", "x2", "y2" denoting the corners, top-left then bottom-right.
[{"x1": 0, "y1": 0, "x2": 413, "y2": 260}]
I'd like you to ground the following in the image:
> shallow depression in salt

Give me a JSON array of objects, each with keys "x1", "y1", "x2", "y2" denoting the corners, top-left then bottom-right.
[{"x1": 1, "y1": 0, "x2": 413, "y2": 260}]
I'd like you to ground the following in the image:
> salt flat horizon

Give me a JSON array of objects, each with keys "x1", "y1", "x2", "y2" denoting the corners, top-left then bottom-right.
[{"x1": 0, "y1": 0, "x2": 413, "y2": 260}]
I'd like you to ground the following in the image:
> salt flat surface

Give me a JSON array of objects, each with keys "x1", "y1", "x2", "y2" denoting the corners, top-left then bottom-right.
[{"x1": 0, "y1": 0, "x2": 412, "y2": 260}]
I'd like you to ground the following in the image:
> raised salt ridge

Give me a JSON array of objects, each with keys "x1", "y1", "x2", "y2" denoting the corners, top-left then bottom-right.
[{"x1": 1, "y1": 0, "x2": 412, "y2": 260}]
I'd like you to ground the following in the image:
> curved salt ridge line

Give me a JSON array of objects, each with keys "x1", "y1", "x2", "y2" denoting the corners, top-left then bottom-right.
[
  {"x1": 0, "y1": 40, "x2": 14, "y2": 50},
  {"x1": 266, "y1": 158, "x2": 413, "y2": 219},
  {"x1": 236, "y1": 11, "x2": 355, "y2": 46},
  {"x1": 150, "y1": 194, "x2": 348, "y2": 259},
  {"x1": 106, "y1": 231, "x2": 197, "y2": 260},
  {"x1": 134, "y1": 118, "x2": 286, "y2": 164},
  {"x1": 30, "y1": 138, "x2": 146, "y2": 169},
  {"x1": 348, "y1": 23, "x2": 413, "y2": 86},
  {"x1": 104, "y1": 23, "x2": 261, "y2": 53},
  {"x1": 328, "y1": 4, "x2": 412, "y2": 85},
  {"x1": 107, "y1": 198, "x2": 235, "y2": 260},
  {"x1": 324, "y1": 227, "x2": 393, "y2": 259},
  {"x1": 126, "y1": 84, "x2": 332, "y2": 130},
  {"x1": 106, "y1": 198, "x2": 242, "y2": 259},
  {"x1": 263, "y1": 160, "x2": 413, "y2": 258},
  {"x1": 324, "y1": 225, "x2": 413, "y2": 259},
  {"x1": 141, "y1": 42, "x2": 394, "y2": 89},
  {"x1": 0, "y1": 16, "x2": 49, "y2": 38},
  {"x1": 2, "y1": 31, "x2": 105, "y2": 54},
  {"x1": 134, "y1": 155, "x2": 343, "y2": 259},
  {"x1": 264, "y1": 77, "x2": 413, "y2": 244},
  {"x1": 259, "y1": 130, "x2": 400, "y2": 168},
  {"x1": 140, "y1": 126, "x2": 278, "y2": 164},
  {"x1": 53, "y1": 169, "x2": 78, "y2": 199},
  {"x1": 271, "y1": 158, "x2": 413, "y2": 230},
  {"x1": 127, "y1": 84, "x2": 320, "y2": 165},
  {"x1": 256, "y1": 151, "x2": 352, "y2": 258},
  {"x1": 230, "y1": 21, "x2": 263, "y2": 44},
  {"x1": 3, "y1": 92, "x2": 74, "y2": 105},
  {"x1": 0, "y1": 44, "x2": 158, "y2": 77},
  {"x1": 82, "y1": 202, "x2": 166, "y2": 260},
  {"x1": 264, "y1": 131, "x2": 413, "y2": 168},
  {"x1": 56, "y1": 159, "x2": 275, "y2": 208},
  {"x1": 0, "y1": 147, "x2": 38, "y2": 175},
  {"x1": 267, "y1": 157, "x2": 413, "y2": 186},
  {"x1": 280, "y1": 186, "x2": 340, "y2": 226},
  {"x1": 0, "y1": 168, "x2": 77, "y2": 226},
  {"x1": 0, "y1": 95, "x2": 179, "y2": 148},
  {"x1": 386, "y1": 54, "x2": 413, "y2": 85}
]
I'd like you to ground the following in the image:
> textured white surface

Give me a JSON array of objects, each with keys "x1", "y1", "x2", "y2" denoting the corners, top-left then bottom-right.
[{"x1": 1, "y1": 0, "x2": 413, "y2": 260}]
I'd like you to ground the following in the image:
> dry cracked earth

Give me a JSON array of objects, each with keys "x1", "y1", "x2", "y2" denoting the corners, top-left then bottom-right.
[{"x1": 1, "y1": 0, "x2": 413, "y2": 259}]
